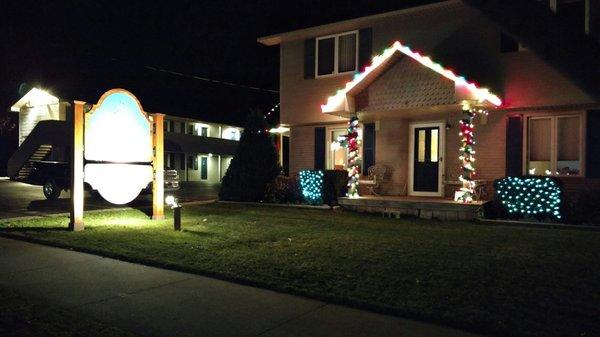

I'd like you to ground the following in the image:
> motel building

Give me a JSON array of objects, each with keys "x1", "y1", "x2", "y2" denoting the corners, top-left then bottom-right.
[{"x1": 7, "y1": 87, "x2": 242, "y2": 184}]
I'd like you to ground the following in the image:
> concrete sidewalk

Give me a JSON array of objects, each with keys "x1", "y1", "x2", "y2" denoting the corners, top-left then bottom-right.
[{"x1": 0, "y1": 237, "x2": 483, "y2": 337}]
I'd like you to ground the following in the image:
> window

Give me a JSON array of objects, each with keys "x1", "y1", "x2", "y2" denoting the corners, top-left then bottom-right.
[
  {"x1": 165, "y1": 153, "x2": 174, "y2": 169},
  {"x1": 200, "y1": 126, "x2": 208, "y2": 137},
  {"x1": 200, "y1": 156, "x2": 208, "y2": 180},
  {"x1": 316, "y1": 31, "x2": 358, "y2": 77},
  {"x1": 526, "y1": 114, "x2": 582, "y2": 176},
  {"x1": 328, "y1": 129, "x2": 348, "y2": 170},
  {"x1": 188, "y1": 155, "x2": 198, "y2": 170},
  {"x1": 180, "y1": 122, "x2": 186, "y2": 134},
  {"x1": 179, "y1": 153, "x2": 185, "y2": 170}
]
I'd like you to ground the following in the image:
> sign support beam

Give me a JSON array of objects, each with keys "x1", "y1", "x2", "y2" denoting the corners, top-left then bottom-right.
[
  {"x1": 152, "y1": 113, "x2": 165, "y2": 220},
  {"x1": 69, "y1": 101, "x2": 85, "y2": 231}
]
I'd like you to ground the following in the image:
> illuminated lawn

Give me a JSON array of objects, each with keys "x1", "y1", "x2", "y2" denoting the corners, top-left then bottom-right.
[{"x1": 1, "y1": 203, "x2": 599, "y2": 337}]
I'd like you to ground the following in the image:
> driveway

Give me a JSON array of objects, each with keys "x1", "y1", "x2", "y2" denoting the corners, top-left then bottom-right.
[
  {"x1": 0, "y1": 237, "x2": 481, "y2": 337},
  {"x1": 0, "y1": 179, "x2": 219, "y2": 219}
]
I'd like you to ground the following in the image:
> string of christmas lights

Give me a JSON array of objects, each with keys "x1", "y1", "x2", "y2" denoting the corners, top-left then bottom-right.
[
  {"x1": 494, "y1": 176, "x2": 562, "y2": 220},
  {"x1": 335, "y1": 116, "x2": 361, "y2": 198},
  {"x1": 457, "y1": 106, "x2": 477, "y2": 203},
  {"x1": 322, "y1": 40, "x2": 502, "y2": 113},
  {"x1": 299, "y1": 170, "x2": 324, "y2": 204}
]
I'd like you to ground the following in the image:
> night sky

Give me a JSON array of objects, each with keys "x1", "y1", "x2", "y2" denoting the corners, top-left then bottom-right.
[{"x1": 1, "y1": 0, "x2": 438, "y2": 126}]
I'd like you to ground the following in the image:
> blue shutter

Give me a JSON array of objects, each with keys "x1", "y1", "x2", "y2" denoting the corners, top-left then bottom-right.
[
  {"x1": 363, "y1": 123, "x2": 375, "y2": 174},
  {"x1": 304, "y1": 38, "x2": 316, "y2": 79},
  {"x1": 314, "y1": 127, "x2": 325, "y2": 170},
  {"x1": 586, "y1": 110, "x2": 600, "y2": 178},
  {"x1": 506, "y1": 115, "x2": 523, "y2": 176},
  {"x1": 358, "y1": 28, "x2": 373, "y2": 71}
]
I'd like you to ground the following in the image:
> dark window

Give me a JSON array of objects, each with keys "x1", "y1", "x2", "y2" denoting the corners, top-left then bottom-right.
[
  {"x1": 179, "y1": 153, "x2": 185, "y2": 170},
  {"x1": 500, "y1": 32, "x2": 519, "y2": 53},
  {"x1": 200, "y1": 127, "x2": 208, "y2": 137},
  {"x1": 557, "y1": 0, "x2": 585, "y2": 33},
  {"x1": 317, "y1": 37, "x2": 335, "y2": 76},
  {"x1": 188, "y1": 124, "x2": 195, "y2": 135},
  {"x1": 188, "y1": 155, "x2": 198, "y2": 170},
  {"x1": 338, "y1": 33, "x2": 357, "y2": 73},
  {"x1": 200, "y1": 156, "x2": 208, "y2": 180},
  {"x1": 180, "y1": 122, "x2": 186, "y2": 134}
]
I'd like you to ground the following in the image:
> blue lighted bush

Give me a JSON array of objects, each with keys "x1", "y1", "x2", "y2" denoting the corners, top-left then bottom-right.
[
  {"x1": 299, "y1": 170, "x2": 324, "y2": 205},
  {"x1": 494, "y1": 176, "x2": 563, "y2": 220}
]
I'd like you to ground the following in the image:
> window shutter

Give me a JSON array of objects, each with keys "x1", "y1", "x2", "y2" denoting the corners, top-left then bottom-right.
[
  {"x1": 505, "y1": 115, "x2": 523, "y2": 176},
  {"x1": 358, "y1": 28, "x2": 373, "y2": 72},
  {"x1": 363, "y1": 123, "x2": 375, "y2": 174},
  {"x1": 304, "y1": 38, "x2": 316, "y2": 79},
  {"x1": 314, "y1": 127, "x2": 325, "y2": 170},
  {"x1": 586, "y1": 110, "x2": 600, "y2": 178}
]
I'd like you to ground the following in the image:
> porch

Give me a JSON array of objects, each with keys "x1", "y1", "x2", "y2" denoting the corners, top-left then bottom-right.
[{"x1": 338, "y1": 195, "x2": 488, "y2": 220}]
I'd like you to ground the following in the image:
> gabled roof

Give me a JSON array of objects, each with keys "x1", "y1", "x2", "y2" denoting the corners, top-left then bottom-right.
[
  {"x1": 10, "y1": 88, "x2": 59, "y2": 112},
  {"x1": 321, "y1": 41, "x2": 502, "y2": 114},
  {"x1": 257, "y1": 1, "x2": 452, "y2": 46},
  {"x1": 462, "y1": 0, "x2": 600, "y2": 101}
]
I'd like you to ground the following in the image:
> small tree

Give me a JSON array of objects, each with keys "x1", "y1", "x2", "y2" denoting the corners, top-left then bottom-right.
[{"x1": 219, "y1": 110, "x2": 280, "y2": 201}]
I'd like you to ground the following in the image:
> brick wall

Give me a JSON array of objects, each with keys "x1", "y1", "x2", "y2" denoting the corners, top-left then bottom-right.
[{"x1": 289, "y1": 126, "x2": 315, "y2": 175}]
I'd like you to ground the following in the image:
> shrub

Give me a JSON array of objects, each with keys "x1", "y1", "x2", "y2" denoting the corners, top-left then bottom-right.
[
  {"x1": 219, "y1": 111, "x2": 280, "y2": 202},
  {"x1": 563, "y1": 188, "x2": 600, "y2": 225},
  {"x1": 264, "y1": 175, "x2": 302, "y2": 204},
  {"x1": 323, "y1": 170, "x2": 348, "y2": 206},
  {"x1": 493, "y1": 176, "x2": 563, "y2": 221},
  {"x1": 299, "y1": 170, "x2": 323, "y2": 205}
]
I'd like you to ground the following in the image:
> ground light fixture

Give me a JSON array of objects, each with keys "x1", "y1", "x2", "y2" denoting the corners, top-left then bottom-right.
[{"x1": 166, "y1": 195, "x2": 182, "y2": 230}]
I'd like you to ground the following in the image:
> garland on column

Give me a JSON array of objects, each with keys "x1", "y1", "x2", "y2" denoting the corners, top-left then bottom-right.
[
  {"x1": 457, "y1": 104, "x2": 488, "y2": 203},
  {"x1": 337, "y1": 116, "x2": 361, "y2": 198},
  {"x1": 458, "y1": 107, "x2": 476, "y2": 203}
]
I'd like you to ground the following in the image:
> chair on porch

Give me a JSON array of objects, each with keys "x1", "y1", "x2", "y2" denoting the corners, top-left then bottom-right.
[{"x1": 360, "y1": 165, "x2": 392, "y2": 196}]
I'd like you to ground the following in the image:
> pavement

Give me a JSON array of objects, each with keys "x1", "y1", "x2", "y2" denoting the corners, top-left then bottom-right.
[
  {"x1": 0, "y1": 179, "x2": 219, "y2": 219},
  {"x1": 0, "y1": 237, "x2": 483, "y2": 337}
]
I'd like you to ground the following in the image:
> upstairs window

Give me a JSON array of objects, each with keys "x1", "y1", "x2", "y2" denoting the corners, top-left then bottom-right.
[{"x1": 316, "y1": 31, "x2": 358, "y2": 77}]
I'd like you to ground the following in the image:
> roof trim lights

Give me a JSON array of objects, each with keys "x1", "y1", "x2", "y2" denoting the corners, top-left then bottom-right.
[{"x1": 321, "y1": 41, "x2": 502, "y2": 113}]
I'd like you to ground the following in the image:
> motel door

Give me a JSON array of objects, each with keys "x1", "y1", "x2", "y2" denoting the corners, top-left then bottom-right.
[{"x1": 412, "y1": 126, "x2": 441, "y2": 194}]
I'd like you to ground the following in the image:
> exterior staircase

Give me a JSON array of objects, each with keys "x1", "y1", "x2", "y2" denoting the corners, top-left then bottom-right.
[
  {"x1": 15, "y1": 145, "x2": 52, "y2": 181},
  {"x1": 7, "y1": 120, "x2": 69, "y2": 180}
]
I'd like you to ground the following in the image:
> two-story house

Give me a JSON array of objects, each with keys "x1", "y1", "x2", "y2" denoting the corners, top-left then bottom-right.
[{"x1": 259, "y1": 0, "x2": 600, "y2": 216}]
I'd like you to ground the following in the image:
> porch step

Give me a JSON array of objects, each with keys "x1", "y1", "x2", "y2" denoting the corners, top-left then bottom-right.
[{"x1": 338, "y1": 196, "x2": 487, "y2": 221}]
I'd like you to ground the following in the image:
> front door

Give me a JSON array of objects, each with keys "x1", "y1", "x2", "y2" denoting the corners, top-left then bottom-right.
[{"x1": 409, "y1": 123, "x2": 444, "y2": 196}]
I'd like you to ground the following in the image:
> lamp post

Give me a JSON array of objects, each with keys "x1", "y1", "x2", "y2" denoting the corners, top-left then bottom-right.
[{"x1": 165, "y1": 195, "x2": 181, "y2": 231}]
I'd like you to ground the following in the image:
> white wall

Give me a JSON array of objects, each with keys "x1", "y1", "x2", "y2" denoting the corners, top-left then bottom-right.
[{"x1": 18, "y1": 102, "x2": 62, "y2": 146}]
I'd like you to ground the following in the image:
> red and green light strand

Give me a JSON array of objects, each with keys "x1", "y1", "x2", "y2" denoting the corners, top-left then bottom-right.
[
  {"x1": 337, "y1": 116, "x2": 361, "y2": 198},
  {"x1": 458, "y1": 108, "x2": 477, "y2": 203},
  {"x1": 321, "y1": 40, "x2": 502, "y2": 113}
]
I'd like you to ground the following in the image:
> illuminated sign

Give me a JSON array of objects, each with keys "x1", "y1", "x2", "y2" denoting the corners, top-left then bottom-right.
[{"x1": 83, "y1": 90, "x2": 154, "y2": 204}]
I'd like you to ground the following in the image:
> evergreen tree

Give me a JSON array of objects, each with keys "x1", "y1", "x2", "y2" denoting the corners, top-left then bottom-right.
[{"x1": 219, "y1": 110, "x2": 280, "y2": 201}]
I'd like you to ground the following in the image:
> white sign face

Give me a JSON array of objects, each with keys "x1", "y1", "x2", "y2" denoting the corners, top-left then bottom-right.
[
  {"x1": 84, "y1": 91, "x2": 152, "y2": 162},
  {"x1": 84, "y1": 90, "x2": 154, "y2": 204}
]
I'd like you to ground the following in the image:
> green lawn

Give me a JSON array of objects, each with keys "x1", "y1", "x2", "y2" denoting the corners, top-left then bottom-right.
[
  {"x1": 1, "y1": 203, "x2": 599, "y2": 337},
  {"x1": 0, "y1": 288, "x2": 136, "y2": 337}
]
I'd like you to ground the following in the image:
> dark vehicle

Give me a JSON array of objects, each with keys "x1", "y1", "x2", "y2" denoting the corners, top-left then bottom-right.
[{"x1": 28, "y1": 161, "x2": 180, "y2": 200}]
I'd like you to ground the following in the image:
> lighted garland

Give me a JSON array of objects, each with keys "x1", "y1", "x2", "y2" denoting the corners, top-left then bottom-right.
[
  {"x1": 336, "y1": 117, "x2": 361, "y2": 198},
  {"x1": 457, "y1": 108, "x2": 476, "y2": 203},
  {"x1": 299, "y1": 170, "x2": 323, "y2": 204},
  {"x1": 494, "y1": 176, "x2": 562, "y2": 220},
  {"x1": 457, "y1": 105, "x2": 489, "y2": 203}
]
